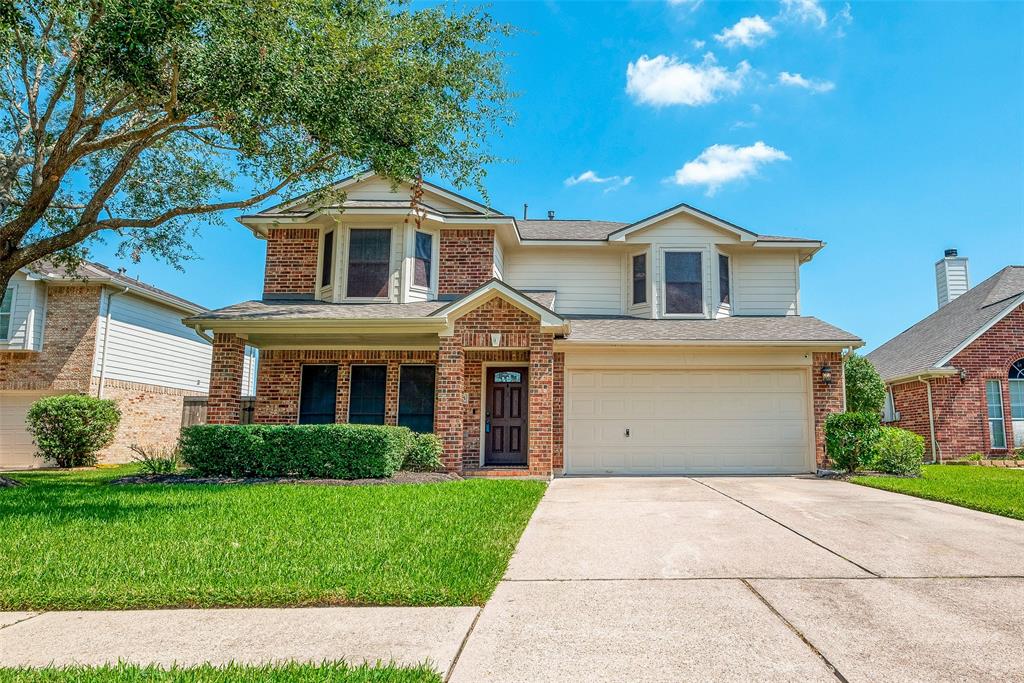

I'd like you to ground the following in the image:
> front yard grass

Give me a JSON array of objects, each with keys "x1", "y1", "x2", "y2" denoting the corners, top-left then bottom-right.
[
  {"x1": 852, "y1": 464, "x2": 1024, "y2": 521},
  {"x1": 0, "y1": 662, "x2": 439, "y2": 682},
  {"x1": 0, "y1": 467, "x2": 545, "y2": 611}
]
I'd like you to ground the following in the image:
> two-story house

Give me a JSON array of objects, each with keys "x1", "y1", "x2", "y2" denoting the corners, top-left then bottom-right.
[
  {"x1": 0, "y1": 261, "x2": 257, "y2": 469},
  {"x1": 185, "y1": 173, "x2": 862, "y2": 477}
]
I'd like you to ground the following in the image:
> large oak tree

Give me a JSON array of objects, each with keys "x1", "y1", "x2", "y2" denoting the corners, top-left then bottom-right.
[{"x1": 0, "y1": 0, "x2": 511, "y2": 291}]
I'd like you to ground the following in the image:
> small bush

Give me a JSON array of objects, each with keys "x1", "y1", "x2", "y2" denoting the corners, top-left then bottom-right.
[
  {"x1": 844, "y1": 353, "x2": 887, "y2": 414},
  {"x1": 179, "y1": 424, "x2": 412, "y2": 479},
  {"x1": 964, "y1": 452, "x2": 984, "y2": 462},
  {"x1": 25, "y1": 394, "x2": 121, "y2": 468},
  {"x1": 130, "y1": 444, "x2": 181, "y2": 474},
  {"x1": 403, "y1": 433, "x2": 444, "y2": 471},
  {"x1": 871, "y1": 426, "x2": 924, "y2": 476},
  {"x1": 824, "y1": 411, "x2": 882, "y2": 473}
]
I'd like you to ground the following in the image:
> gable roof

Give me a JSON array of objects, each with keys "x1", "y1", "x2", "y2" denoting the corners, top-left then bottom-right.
[
  {"x1": 866, "y1": 266, "x2": 1024, "y2": 382},
  {"x1": 430, "y1": 279, "x2": 566, "y2": 331},
  {"x1": 24, "y1": 260, "x2": 207, "y2": 314}
]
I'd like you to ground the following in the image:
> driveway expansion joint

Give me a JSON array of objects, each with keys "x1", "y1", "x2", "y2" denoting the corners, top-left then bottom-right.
[
  {"x1": 444, "y1": 607, "x2": 482, "y2": 683},
  {"x1": 740, "y1": 579, "x2": 850, "y2": 683}
]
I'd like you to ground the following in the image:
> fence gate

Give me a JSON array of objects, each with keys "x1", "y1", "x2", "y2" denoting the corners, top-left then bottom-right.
[{"x1": 180, "y1": 397, "x2": 256, "y2": 428}]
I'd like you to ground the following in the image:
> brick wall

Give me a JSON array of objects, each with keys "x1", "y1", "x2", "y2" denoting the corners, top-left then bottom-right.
[
  {"x1": 813, "y1": 351, "x2": 845, "y2": 468},
  {"x1": 891, "y1": 303, "x2": 1024, "y2": 458},
  {"x1": 263, "y1": 228, "x2": 319, "y2": 298},
  {"x1": 438, "y1": 229, "x2": 495, "y2": 296},
  {"x1": 208, "y1": 333, "x2": 245, "y2": 424},
  {"x1": 462, "y1": 349, "x2": 530, "y2": 469},
  {"x1": 0, "y1": 285, "x2": 100, "y2": 392}
]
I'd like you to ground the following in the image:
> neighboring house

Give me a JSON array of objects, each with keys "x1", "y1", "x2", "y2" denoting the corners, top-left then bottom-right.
[
  {"x1": 185, "y1": 173, "x2": 861, "y2": 477},
  {"x1": 867, "y1": 252, "x2": 1024, "y2": 461},
  {"x1": 0, "y1": 261, "x2": 256, "y2": 469}
]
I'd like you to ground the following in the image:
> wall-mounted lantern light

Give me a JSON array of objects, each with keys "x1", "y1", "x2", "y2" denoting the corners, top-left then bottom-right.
[
  {"x1": 959, "y1": 368, "x2": 968, "y2": 382},
  {"x1": 821, "y1": 364, "x2": 833, "y2": 385}
]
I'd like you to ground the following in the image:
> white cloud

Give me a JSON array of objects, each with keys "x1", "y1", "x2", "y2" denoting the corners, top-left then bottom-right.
[
  {"x1": 691, "y1": 39, "x2": 706, "y2": 49},
  {"x1": 671, "y1": 141, "x2": 789, "y2": 195},
  {"x1": 778, "y1": 71, "x2": 835, "y2": 93},
  {"x1": 564, "y1": 171, "x2": 633, "y2": 193},
  {"x1": 780, "y1": 0, "x2": 827, "y2": 28},
  {"x1": 715, "y1": 15, "x2": 775, "y2": 48},
  {"x1": 668, "y1": 0, "x2": 703, "y2": 9},
  {"x1": 626, "y1": 53, "x2": 750, "y2": 107}
]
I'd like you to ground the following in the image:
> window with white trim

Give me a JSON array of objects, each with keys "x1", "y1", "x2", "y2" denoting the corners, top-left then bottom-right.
[
  {"x1": 631, "y1": 253, "x2": 647, "y2": 305},
  {"x1": 718, "y1": 253, "x2": 730, "y2": 306},
  {"x1": 346, "y1": 228, "x2": 391, "y2": 298},
  {"x1": 986, "y1": 379, "x2": 1006, "y2": 449},
  {"x1": 320, "y1": 229, "x2": 334, "y2": 288},
  {"x1": 413, "y1": 231, "x2": 433, "y2": 289},
  {"x1": 0, "y1": 286, "x2": 13, "y2": 340},
  {"x1": 664, "y1": 251, "x2": 703, "y2": 315}
]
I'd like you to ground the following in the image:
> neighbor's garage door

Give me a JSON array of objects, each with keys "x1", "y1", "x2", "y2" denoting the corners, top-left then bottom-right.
[
  {"x1": 0, "y1": 391, "x2": 52, "y2": 470},
  {"x1": 565, "y1": 369, "x2": 812, "y2": 475}
]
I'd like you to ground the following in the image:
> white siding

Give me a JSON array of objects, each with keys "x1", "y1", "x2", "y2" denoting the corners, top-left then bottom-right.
[
  {"x1": 93, "y1": 291, "x2": 212, "y2": 392},
  {"x1": 731, "y1": 252, "x2": 799, "y2": 316},
  {"x1": 493, "y1": 237, "x2": 505, "y2": 280},
  {"x1": 241, "y1": 346, "x2": 259, "y2": 396},
  {"x1": 0, "y1": 273, "x2": 45, "y2": 351},
  {"x1": 504, "y1": 247, "x2": 623, "y2": 315}
]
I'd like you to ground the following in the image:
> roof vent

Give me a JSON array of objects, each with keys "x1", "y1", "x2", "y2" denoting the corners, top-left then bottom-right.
[
  {"x1": 935, "y1": 249, "x2": 970, "y2": 308},
  {"x1": 547, "y1": 210, "x2": 555, "y2": 221},
  {"x1": 523, "y1": 203, "x2": 528, "y2": 220}
]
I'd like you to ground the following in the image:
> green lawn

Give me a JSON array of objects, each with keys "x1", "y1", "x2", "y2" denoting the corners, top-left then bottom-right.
[
  {"x1": 0, "y1": 662, "x2": 439, "y2": 682},
  {"x1": 0, "y1": 467, "x2": 545, "y2": 611},
  {"x1": 852, "y1": 465, "x2": 1024, "y2": 520}
]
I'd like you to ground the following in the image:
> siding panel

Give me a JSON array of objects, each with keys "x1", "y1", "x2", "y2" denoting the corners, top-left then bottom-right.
[
  {"x1": 732, "y1": 252, "x2": 799, "y2": 316},
  {"x1": 504, "y1": 248, "x2": 623, "y2": 314}
]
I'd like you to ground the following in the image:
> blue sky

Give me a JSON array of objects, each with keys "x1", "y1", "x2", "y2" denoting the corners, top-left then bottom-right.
[{"x1": 88, "y1": 0, "x2": 1024, "y2": 351}]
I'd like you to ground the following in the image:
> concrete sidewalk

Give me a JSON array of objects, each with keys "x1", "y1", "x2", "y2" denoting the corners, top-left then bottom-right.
[{"x1": 0, "y1": 606, "x2": 478, "y2": 674}]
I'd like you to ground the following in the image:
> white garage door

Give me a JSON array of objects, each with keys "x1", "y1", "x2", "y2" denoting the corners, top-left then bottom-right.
[
  {"x1": 565, "y1": 368, "x2": 812, "y2": 475},
  {"x1": 0, "y1": 391, "x2": 52, "y2": 470}
]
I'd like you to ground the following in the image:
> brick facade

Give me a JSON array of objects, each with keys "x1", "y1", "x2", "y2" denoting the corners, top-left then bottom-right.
[
  {"x1": 438, "y1": 229, "x2": 495, "y2": 296},
  {"x1": 207, "y1": 333, "x2": 246, "y2": 424},
  {"x1": 812, "y1": 351, "x2": 845, "y2": 468},
  {"x1": 890, "y1": 303, "x2": 1024, "y2": 459},
  {"x1": 263, "y1": 228, "x2": 319, "y2": 298}
]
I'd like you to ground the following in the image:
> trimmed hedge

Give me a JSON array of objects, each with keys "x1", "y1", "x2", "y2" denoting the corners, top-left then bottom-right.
[
  {"x1": 403, "y1": 433, "x2": 444, "y2": 472},
  {"x1": 26, "y1": 394, "x2": 121, "y2": 468},
  {"x1": 179, "y1": 424, "x2": 416, "y2": 479},
  {"x1": 824, "y1": 411, "x2": 882, "y2": 473},
  {"x1": 872, "y1": 426, "x2": 924, "y2": 476}
]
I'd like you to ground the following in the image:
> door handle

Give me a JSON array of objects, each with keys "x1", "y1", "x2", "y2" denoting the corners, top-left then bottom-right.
[{"x1": 625, "y1": 427, "x2": 630, "y2": 437}]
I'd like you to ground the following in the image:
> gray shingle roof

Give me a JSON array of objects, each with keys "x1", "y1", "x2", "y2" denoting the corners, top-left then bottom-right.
[
  {"x1": 564, "y1": 316, "x2": 861, "y2": 343},
  {"x1": 516, "y1": 220, "x2": 628, "y2": 241},
  {"x1": 26, "y1": 260, "x2": 206, "y2": 313},
  {"x1": 866, "y1": 266, "x2": 1024, "y2": 381}
]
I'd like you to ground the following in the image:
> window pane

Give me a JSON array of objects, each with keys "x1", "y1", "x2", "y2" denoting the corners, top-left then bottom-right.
[
  {"x1": 0, "y1": 287, "x2": 11, "y2": 339},
  {"x1": 632, "y1": 254, "x2": 646, "y2": 305},
  {"x1": 299, "y1": 365, "x2": 338, "y2": 424},
  {"x1": 347, "y1": 229, "x2": 391, "y2": 298},
  {"x1": 494, "y1": 371, "x2": 521, "y2": 383},
  {"x1": 987, "y1": 380, "x2": 1006, "y2": 449},
  {"x1": 350, "y1": 365, "x2": 387, "y2": 424},
  {"x1": 398, "y1": 365, "x2": 435, "y2": 433},
  {"x1": 321, "y1": 230, "x2": 334, "y2": 287},
  {"x1": 414, "y1": 232, "x2": 433, "y2": 288},
  {"x1": 719, "y1": 254, "x2": 730, "y2": 305},
  {"x1": 1010, "y1": 380, "x2": 1024, "y2": 420},
  {"x1": 665, "y1": 252, "x2": 702, "y2": 314}
]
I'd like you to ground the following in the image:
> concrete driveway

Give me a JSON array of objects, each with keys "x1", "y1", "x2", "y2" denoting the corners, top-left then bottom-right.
[{"x1": 449, "y1": 476, "x2": 1024, "y2": 683}]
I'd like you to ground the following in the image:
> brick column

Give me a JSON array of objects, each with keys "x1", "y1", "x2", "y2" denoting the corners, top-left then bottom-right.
[
  {"x1": 384, "y1": 361, "x2": 400, "y2": 426},
  {"x1": 528, "y1": 333, "x2": 555, "y2": 476},
  {"x1": 812, "y1": 351, "x2": 845, "y2": 468},
  {"x1": 436, "y1": 336, "x2": 465, "y2": 472},
  {"x1": 208, "y1": 333, "x2": 245, "y2": 424}
]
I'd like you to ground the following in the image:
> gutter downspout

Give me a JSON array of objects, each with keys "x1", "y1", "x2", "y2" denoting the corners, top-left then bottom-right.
[
  {"x1": 191, "y1": 323, "x2": 214, "y2": 344},
  {"x1": 918, "y1": 376, "x2": 939, "y2": 464},
  {"x1": 96, "y1": 286, "x2": 130, "y2": 399}
]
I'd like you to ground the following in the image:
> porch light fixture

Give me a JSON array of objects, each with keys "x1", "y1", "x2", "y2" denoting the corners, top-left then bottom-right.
[
  {"x1": 821, "y1": 364, "x2": 833, "y2": 385},
  {"x1": 490, "y1": 333, "x2": 501, "y2": 347},
  {"x1": 959, "y1": 368, "x2": 968, "y2": 382}
]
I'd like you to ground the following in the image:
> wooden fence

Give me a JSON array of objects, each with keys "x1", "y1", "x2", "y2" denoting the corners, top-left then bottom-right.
[{"x1": 181, "y1": 396, "x2": 256, "y2": 428}]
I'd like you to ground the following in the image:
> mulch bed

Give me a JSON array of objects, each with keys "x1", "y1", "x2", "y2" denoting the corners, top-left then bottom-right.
[{"x1": 109, "y1": 470, "x2": 462, "y2": 486}]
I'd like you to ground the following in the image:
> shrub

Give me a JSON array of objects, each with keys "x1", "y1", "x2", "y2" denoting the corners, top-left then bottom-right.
[
  {"x1": 844, "y1": 353, "x2": 887, "y2": 414},
  {"x1": 179, "y1": 424, "x2": 412, "y2": 479},
  {"x1": 824, "y1": 411, "x2": 882, "y2": 473},
  {"x1": 871, "y1": 426, "x2": 924, "y2": 475},
  {"x1": 964, "y1": 452, "x2": 984, "y2": 462},
  {"x1": 129, "y1": 444, "x2": 181, "y2": 474},
  {"x1": 25, "y1": 394, "x2": 121, "y2": 468},
  {"x1": 403, "y1": 433, "x2": 444, "y2": 471}
]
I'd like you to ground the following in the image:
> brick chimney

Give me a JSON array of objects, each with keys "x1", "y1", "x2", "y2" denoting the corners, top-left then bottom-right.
[{"x1": 935, "y1": 249, "x2": 970, "y2": 308}]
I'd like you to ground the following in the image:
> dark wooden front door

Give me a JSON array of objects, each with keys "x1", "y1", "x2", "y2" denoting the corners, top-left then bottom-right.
[{"x1": 485, "y1": 367, "x2": 528, "y2": 466}]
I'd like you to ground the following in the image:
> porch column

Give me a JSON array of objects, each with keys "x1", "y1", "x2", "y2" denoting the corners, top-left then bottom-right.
[
  {"x1": 208, "y1": 333, "x2": 245, "y2": 424},
  {"x1": 812, "y1": 351, "x2": 845, "y2": 468},
  {"x1": 528, "y1": 332, "x2": 555, "y2": 476},
  {"x1": 436, "y1": 336, "x2": 465, "y2": 472},
  {"x1": 384, "y1": 361, "x2": 400, "y2": 426}
]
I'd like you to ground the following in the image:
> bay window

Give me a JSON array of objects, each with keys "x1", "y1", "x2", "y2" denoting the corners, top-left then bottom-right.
[{"x1": 346, "y1": 228, "x2": 391, "y2": 298}]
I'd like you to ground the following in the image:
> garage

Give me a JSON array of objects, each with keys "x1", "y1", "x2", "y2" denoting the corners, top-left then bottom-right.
[
  {"x1": 564, "y1": 368, "x2": 813, "y2": 475},
  {"x1": 0, "y1": 391, "x2": 52, "y2": 469}
]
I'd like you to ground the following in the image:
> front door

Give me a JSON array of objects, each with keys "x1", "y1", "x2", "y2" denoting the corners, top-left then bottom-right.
[{"x1": 485, "y1": 367, "x2": 528, "y2": 466}]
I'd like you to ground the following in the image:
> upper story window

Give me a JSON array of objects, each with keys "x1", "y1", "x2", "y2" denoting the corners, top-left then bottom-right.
[
  {"x1": 0, "y1": 286, "x2": 13, "y2": 339},
  {"x1": 320, "y1": 230, "x2": 334, "y2": 288},
  {"x1": 632, "y1": 254, "x2": 647, "y2": 305},
  {"x1": 414, "y1": 231, "x2": 433, "y2": 289},
  {"x1": 347, "y1": 228, "x2": 391, "y2": 298},
  {"x1": 719, "y1": 254, "x2": 730, "y2": 306},
  {"x1": 664, "y1": 251, "x2": 703, "y2": 316}
]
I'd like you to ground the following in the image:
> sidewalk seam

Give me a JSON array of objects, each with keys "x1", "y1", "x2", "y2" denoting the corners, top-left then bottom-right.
[
  {"x1": 444, "y1": 606, "x2": 482, "y2": 683},
  {"x1": 741, "y1": 579, "x2": 850, "y2": 683},
  {"x1": 0, "y1": 612, "x2": 43, "y2": 632},
  {"x1": 690, "y1": 478, "x2": 881, "y2": 578}
]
